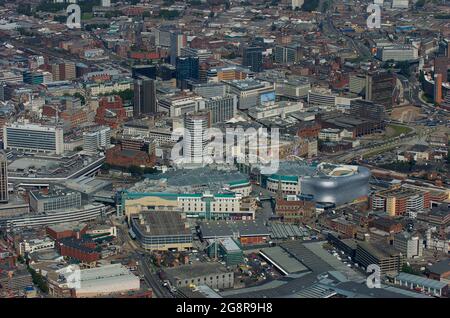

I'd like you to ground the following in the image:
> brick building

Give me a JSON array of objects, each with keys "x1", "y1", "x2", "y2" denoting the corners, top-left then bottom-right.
[
  {"x1": 297, "y1": 121, "x2": 321, "y2": 138},
  {"x1": 324, "y1": 216, "x2": 358, "y2": 238},
  {"x1": 95, "y1": 95, "x2": 127, "y2": 129},
  {"x1": 56, "y1": 237, "x2": 100, "y2": 264},
  {"x1": 368, "y1": 217, "x2": 403, "y2": 234},
  {"x1": 275, "y1": 198, "x2": 315, "y2": 223},
  {"x1": 105, "y1": 142, "x2": 156, "y2": 169},
  {"x1": 46, "y1": 223, "x2": 88, "y2": 241}
]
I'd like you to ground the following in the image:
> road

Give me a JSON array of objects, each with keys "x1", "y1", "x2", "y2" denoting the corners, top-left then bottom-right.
[
  {"x1": 138, "y1": 255, "x2": 174, "y2": 298},
  {"x1": 325, "y1": 14, "x2": 373, "y2": 60},
  {"x1": 110, "y1": 215, "x2": 174, "y2": 298},
  {"x1": 323, "y1": 125, "x2": 420, "y2": 163}
]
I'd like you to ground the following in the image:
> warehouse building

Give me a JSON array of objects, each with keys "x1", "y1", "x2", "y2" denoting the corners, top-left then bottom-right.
[
  {"x1": 198, "y1": 219, "x2": 270, "y2": 246},
  {"x1": 259, "y1": 246, "x2": 309, "y2": 276},
  {"x1": 164, "y1": 263, "x2": 234, "y2": 290},
  {"x1": 55, "y1": 264, "x2": 140, "y2": 298}
]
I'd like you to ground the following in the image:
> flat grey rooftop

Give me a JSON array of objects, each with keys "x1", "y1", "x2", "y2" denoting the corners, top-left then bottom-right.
[
  {"x1": 164, "y1": 263, "x2": 230, "y2": 280},
  {"x1": 145, "y1": 167, "x2": 248, "y2": 188},
  {"x1": 200, "y1": 219, "x2": 270, "y2": 239},
  {"x1": 260, "y1": 246, "x2": 309, "y2": 275}
]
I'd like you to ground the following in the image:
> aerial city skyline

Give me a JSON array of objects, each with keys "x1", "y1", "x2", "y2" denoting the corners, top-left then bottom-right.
[{"x1": 0, "y1": 0, "x2": 448, "y2": 304}]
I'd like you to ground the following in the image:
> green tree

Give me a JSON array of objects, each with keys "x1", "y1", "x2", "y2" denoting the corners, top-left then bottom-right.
[
  {"x1": 401, "y1": 263, "x2": 421, "y2": 275},
  {"x1": 73, "y1": 92, "x2": 85, "y2": 105},
  {"x1": 397, "y1": 61, "x2": 411, "y2": 77},
  {"x1": 18, "y1": 3, "x2": 32, "y2": 16},
  {"x1": 27, "y1": 266, "x2": 49, "y2": 294},
  {"x1": 419, "y1": 70, "x2": 425, "y2": 84},
  {"x1": 17, "y1": 255, "x2": 25, "y2": 264},
  {"x1": 100, "y1": 89, "x2": 133, "y2": 102},
  {"x1": 415, "y1": 0, "x2": 426, "y2": 8},
  {"x1": 159, "y1": 9, "x2": 180, "y2": 20},
  {"x1": 128, "y1": 165, "x2": 143, "y2": 175},
  {"x1": 302, "y1": 0, "x2": 320, "y2": 12},
  {"x1": 105, "y1": 10, "x2": 122, "y2": 19}
]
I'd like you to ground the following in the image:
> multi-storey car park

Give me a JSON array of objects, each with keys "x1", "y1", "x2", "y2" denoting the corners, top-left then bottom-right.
[{"x1": 5, "y1": 151, "x2": 105, "y2": 185}]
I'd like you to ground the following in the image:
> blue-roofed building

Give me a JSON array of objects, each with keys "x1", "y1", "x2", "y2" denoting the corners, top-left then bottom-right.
[{"x1": 394, "y1": 273, "x2": 448, "y2": 297}]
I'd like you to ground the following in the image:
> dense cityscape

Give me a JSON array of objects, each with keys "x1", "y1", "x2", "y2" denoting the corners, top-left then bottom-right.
[{"x1": 0, "y1": 0, "x2": 448, "y2": 302}]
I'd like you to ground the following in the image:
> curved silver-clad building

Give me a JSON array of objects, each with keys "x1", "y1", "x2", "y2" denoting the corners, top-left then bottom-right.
[{"x1": 262, "y1": 161, "x2": 371, "y2": 205}]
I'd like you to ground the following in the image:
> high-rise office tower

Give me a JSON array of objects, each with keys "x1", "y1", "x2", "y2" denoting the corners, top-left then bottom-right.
[
  {"x1": 183, "y1": 112, "x2": 210, "y2": 163},
  {"x1": 51, "y1": 62, "x2": 76, "y2": 81},
  {"x1": 83, "y1": 126, "x2": 111, "y2": 154},
  {"x1": 434, "y1": 74, "x2": 443, "y2": 105},
  {"x1": 170, "y1": 32, "x2": 187, "y2": 66},
  {"x1": 176, "y1": 56, "x2": 199, "y2": 89},
  {"x1": 180, "y1": 47, "x2": 212, "y2": 63},
  {"x1": 350, "y1": 100, "x2": 386, "y2": 122},
  {"x1": 274, "y1": 44, "x2": 302, "y2": 64},
  {"x1": 133, "y1": 76, "x2": 157, "y2": 117},
  {"x1": 243, "y1": 46, "x2": 263, "y2": 73},
  {"x1": 132, "y1": 65, "x2": 157, "y2": 80},
  {"x1": 434, "y1": 56, "x2": 449, "y2": 83},
  {"x1": 349, "y1": 74, "x2": 367, "y2": 95},
  {"x1": 0, "y1": 150, "x2": 8, "y2": 203},
  {"x1": 204, "y1": 95, "x2": 237, "y2": 124},
  {"x1": 365, "y1": 71, "x2": 396, "y2": 110}
]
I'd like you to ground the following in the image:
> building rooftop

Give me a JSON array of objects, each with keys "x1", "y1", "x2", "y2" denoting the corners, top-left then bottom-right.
[
  {"x1": 217, "y1": 237, "x2": 241, "y2": 253},
  {"x1": 47, "y1": 222, "x2": 87, "y2": 233},
  {"x1": 7, "y1": 152, "x2": 104, "y2": 182},
  {"x1": 58, "y1": 237, "x2": 98, "y2": 255},
  {"x1": 408, "y1": 144, "x2": 430, "y2": 153},
  {"x1": 131, "y1": 211, "x2": 190, "y2": 237},
  {"x1": 426, "y1": 259, "x2": 450, "y2": 275},
  {"x1": 130, "y1": 167, "x2": 249, "y2": 194},
  {"x1": 200, "y1": 219, "x2": 270, "y2": 239},
  {"x1": 395, "y1": 272, "x2": 448, "y2": 290},
  {"x1": 224, "y1": 79, "x2": 265, "y2": 90},
  {"x1": 164, "y1": 263, "x2": 230, "y2": 280},
  {"x1": 30, "y1": 187, "x2": 80, "y2": 201},
  {"x1": 357, "y1": 241, "x2": 403, "y2": 259},
  {"x1": 429, "y1": 204, "x2": 449, "y2": 218},
  {"x1": 57, "y1": 263, "x2": 138, "y2": 291},
  {"x1": 260, "y1": 246, "x2": 309, "y2": 275}
]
